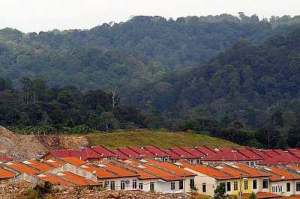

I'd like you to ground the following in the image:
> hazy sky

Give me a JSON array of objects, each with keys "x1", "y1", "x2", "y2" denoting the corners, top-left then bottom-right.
[{"x1": 0, "y1": 0, "x2": 299, "y2": 32}]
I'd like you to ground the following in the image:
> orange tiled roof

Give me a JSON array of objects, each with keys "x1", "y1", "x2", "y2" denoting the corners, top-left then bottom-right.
[
  {"x1": 147, "y1": 159, "x2": 196, "y2": 177},
  {"x1": 179, "y1": 161, "x2": 233, "y2": 180},
  {"x1": 0, "y1": 167, "x2": 16, "y2": 179},
  {"x1": 58, "y1": 171, "x2": 97, "y2": 186},
  {"x1": 5, "y1": 162, "x2": 40, "y2": 175},
  {"x1": 264, "y1": 166, "x2": 300, "y2": 181},
  {"x1": 233, "y1": 163, "x2": 269, "y2": 178},
  {"x1": 45, "y1": 159, "x2": 65, "y2": 168},
  {"x1": 217, "y1": 165, "x2": 247, "y2": 178},
  {"x1": 122, "y1": 160, "x2": 161, "y2": 180},
  {"x1": 242, "y1": 192, "x2": 283, "y2": 199},
  {"x1": 61, "y1": 157, "x2": 86, "y2": 167},
  {"x1": 81, "y1": 164, "x2": 118, "y2": 179},
  {"x1": 38, "y1": 173, "x2": 74, "y2": 186},
  {"x1": 140, "y1": 164, "x2": 182, "y2": 181},
  {"x1": 284, "y1": 195, "x2": 300, "y2": 199},
  {"x1": 104, "y1": 163, "x2": 139, "y2": 178},
  {"x1": 24, "y1": 160, "x2": 54, "y2": 172}
]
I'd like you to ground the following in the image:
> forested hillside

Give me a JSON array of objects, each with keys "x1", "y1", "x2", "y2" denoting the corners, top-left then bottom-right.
[
  {"x1": 0, "y1": 14, "x2": 300, "y2": 148},
  {"x1": 127, "y1": 27, "x2": 300, "y2": 148},
  {"x1": 1, "y1": 14, "x2": 299, "y2": 91}
]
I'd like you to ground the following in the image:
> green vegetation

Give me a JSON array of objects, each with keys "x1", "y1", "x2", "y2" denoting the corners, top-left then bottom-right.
[
  {"x1": 0, "y1": 14, "x2": 300, "y2": 148},
  {"x1": 0, "y1": 78, "x2": 146, "y2": 131},
  {"x1": 86, "y1": 129, "x2": 239, "y2": 148}
]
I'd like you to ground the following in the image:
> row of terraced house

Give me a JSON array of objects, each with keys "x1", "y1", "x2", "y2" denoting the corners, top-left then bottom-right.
[{"x1": 0, "y1": 146, "x2": 300, "y2": 198}]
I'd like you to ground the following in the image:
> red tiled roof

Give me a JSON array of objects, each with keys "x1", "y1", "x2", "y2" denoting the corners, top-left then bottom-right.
[
  {"x1": 195, "y1": 146, "x2": 217, "y2": 156},
  {"x1": 203, "y1": 148, "x2": 248, "y2": 161},
  {"x1": 112, "y1": 150, "x2": 129, "y2": 160},
  {"x1": 128, "y1": 147, "x2": 155, "y2": 158},
  {"x1": 169, "y1": 147, "x2": 197, "y2": 159},
  {"x1": 288, "y1": 149, "x2": 300, "y2": 158},
  {"x1": 257, "y1": 149, "x2": 300, "y2": 165},
  {"x1": 238, "y1": 148, "x2": 263, "y2": 160},
  {"x1": 46, "y1": 149, "x2": 82, "y2": 159},
  {"x1": 91, "y1": 146, "x2": 116, "y2": 158},
  {"x1": 162, "y1": 149, "x2": 181, "y2": 160},
  {"x1": 116, "y1": 147, "x2": 141, "y2": 159},
  {"x1": 144, "y1": 146, "x2": 169, "y2": 157},
  {"x1": 179, "y1": 147, "x2": 206, "y2": 158},
  {"x1": 79, "y1": 147, "x2": 102, "y2": 161},
  {"x1": 0, "y1": 155, "x2": 13, "y2": 162}
]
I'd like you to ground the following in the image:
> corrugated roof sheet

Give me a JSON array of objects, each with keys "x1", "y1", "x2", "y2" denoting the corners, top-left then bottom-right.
[
  {"x1": 58, "y1": 171, "x2": 97, "y2": 186},
  {"x1": 81, "y1": 164, "x2": 117, "y2": 179},
  {"x1": 91, "y1": 146, "x2": 116, "y2": 158},
  {"x1": 38, "y1": 173, "x2": 74, "y2": 186},
  {"x1": 5, "y1": 162, "x2": 40, "y2": 175},
  {"x1": 61, "y1": 157, "x2": 86, "y2": 167},
  {"x1": 24, "y1": 160, "x2": 54, "y2": 172},
  {"x1": 0, "y1": 167, "x2": 16, "y2": 179},
  {"x1": 144, "y1": 146, "x2": 169, "y2": 157}
]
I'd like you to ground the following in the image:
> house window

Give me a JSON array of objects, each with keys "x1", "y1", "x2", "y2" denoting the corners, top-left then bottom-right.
[
  {"x1": 263, "y1": 179, "x2": 269, "y2": 189},
  {"x1": 227, "y1": 182, "x2": 231, "y2": 192},
  {"x1": 171, "y1": 182, "x2": 176, "y2": 190},
  {"x1": 190, "y1": 179, "x2": 195, "y2": 190},
  {"x1": 272, "y1": 187, "x2": 275, "y2": 192},
  {"x1": 253, "y1": 180, "x2": 257, "y2": 189},
  {"x1": 287, "y1": 183, "x2": 291, "y2": 192},
  {"x1": 150, "y1": 182, "x2": 155, "y2": 192},
  {"x1": 110, "y1": 181, "x2": 115, "y2": 190},
  {"x1": 121, "y1": 181, "x2": 125, "y2": 190},
  {"x1": 179, "y1": 180, "x2": 184, "y2": 190},
  {"x1": 202, "y1": 183, "x2": 207, "y2": 193},
  {"x1": 234, "y1": 181, "x2": 238, "y2": 191},
  {"x1": 296, "y1": 182, "x2": 300, "y2": 192},
  {"x1": 139, "y1": 183, "x2": 143, "y2": 190},
  {"x1": 105, "y1": 181, "x2": 109, "y2": 188},
  {"x1": 244, "y1": 180, "x2": 248, "y2": 190},
  {"x1": 133, "y1": 180, "x2": 137, "y2": 189}
]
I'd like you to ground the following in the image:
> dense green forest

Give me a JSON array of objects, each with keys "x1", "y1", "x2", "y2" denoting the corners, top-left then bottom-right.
[
  {"x1": 0, "y1": 14, "x2": 300, "y2": 148},
  {"x1": 0, "y1": 77, "x2": 147, "y2": 132}
]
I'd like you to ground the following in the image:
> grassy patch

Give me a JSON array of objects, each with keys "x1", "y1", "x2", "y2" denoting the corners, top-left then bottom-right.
[{"x1": 86, "y1": 129, "x2": 239, "y2": 148}]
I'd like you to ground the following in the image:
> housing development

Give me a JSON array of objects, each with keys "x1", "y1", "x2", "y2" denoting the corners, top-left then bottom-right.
[{"x1": 1, "y1": 146, "x2": 300, "y2": 198}]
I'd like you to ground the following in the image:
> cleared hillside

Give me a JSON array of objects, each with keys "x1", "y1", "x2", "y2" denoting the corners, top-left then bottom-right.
[{"x1": 86, "y1": 129, "x2": 239, "y2": 148}]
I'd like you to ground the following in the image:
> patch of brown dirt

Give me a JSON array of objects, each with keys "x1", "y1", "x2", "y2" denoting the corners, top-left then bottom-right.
[
  {"x1": 0, "y1": 126, "x2": 47, "y2": 160},
  {"x1": 0, "y1": 126, "x2": 89, "y2": 160}
]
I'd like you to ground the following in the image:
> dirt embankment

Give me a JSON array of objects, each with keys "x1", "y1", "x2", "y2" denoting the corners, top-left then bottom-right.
[{"x1": 0, "y1": 126, "x2": 89, "y2": 160}]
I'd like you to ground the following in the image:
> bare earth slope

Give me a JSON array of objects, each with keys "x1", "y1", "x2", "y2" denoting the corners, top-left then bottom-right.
[{"x1": 0, "y1": 126, "x2": 47, "y2": 160}]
